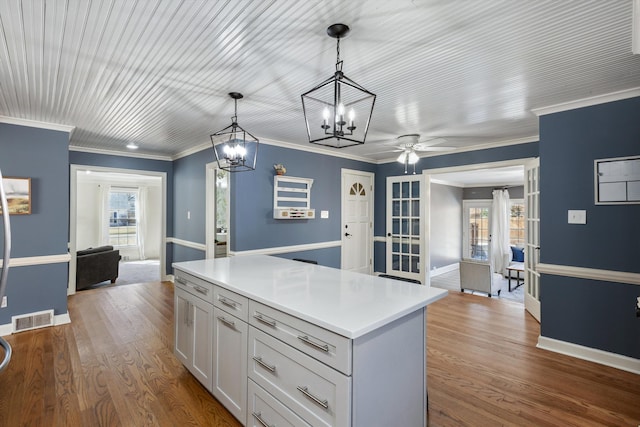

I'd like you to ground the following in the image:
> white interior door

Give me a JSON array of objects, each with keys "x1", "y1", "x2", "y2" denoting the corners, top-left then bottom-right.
[
  {"x1": 386, "y1": 176, "x2": 421, "y2": 281},
  {"x1": 341, "y1": 169, "x2": 374, "y2": 274},
  {"x1": 525, "y1": 158, "x2": 541, "y2": 322}
]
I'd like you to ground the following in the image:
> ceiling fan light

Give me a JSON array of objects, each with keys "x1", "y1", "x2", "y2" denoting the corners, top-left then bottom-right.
[
  {"x1": 408, "y1": 150, "x2": 419, "y2": 164},
  {"x1": 397, "y1": 152, "x2": 408, "y2": 163}
]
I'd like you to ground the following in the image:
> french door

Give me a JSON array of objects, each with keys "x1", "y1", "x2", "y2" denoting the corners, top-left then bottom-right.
[
  {"x1": 525, "y1": 158, "x2": 541, "y2": 321},
  {"x1": 462, "y1": 201, "x2": 492, "y2": 261},
  {"x1": 386, "y1": 176, "x2": 421, "y2": 282}
]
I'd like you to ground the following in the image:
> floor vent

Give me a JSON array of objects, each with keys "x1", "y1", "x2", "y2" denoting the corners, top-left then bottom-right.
[{"x1": 12, "y1": 309, "x2": 55, "y2": 333}]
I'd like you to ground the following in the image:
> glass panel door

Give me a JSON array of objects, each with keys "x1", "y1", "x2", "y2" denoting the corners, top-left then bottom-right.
[
  {"x1": 463, "y1": 201, "x2": 492, "y2": 261},
  {"x1": 386, "y1": 176, "x2": 421, "y2": 281}
]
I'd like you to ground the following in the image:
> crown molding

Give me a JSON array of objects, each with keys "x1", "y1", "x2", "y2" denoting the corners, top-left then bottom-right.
[
  {"x1": 258, "y1": 137, "x2": 375, "y2": 164},
  {"x1": 172, "y1": 141, "x2": 211, "y2": 160},
  {"x1": 172, "y1": 136, "x2": 377, "y2": 163},
  {"x1": 69, "y1": 145, "x2": 172, "y2": 161},
  {"x1": 532, "y1": 87, "x2": 640, "y2": 116},
  {"x1": 377, "y1": 136, "x2": 539, "y2": 164},
  {"x1": 0, "y1": 115, "x2": 75, "y2": 135}
]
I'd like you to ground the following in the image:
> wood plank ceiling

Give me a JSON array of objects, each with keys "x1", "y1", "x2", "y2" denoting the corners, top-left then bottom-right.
[{"x1": 0, "y1": 0, "x2": 639, "y2": 161}]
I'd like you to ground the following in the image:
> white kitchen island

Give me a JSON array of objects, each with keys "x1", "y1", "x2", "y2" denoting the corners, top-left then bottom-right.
[{"x1": 173, "y1": 255, "x2": 447, "y2": 427}]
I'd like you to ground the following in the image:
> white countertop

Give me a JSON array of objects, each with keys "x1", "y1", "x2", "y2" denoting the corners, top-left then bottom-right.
[{"x1": 173, "y1": 255, "x2": 448, "y2": 339}]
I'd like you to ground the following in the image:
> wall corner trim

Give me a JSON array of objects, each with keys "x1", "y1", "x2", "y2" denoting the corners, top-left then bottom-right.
[
  {"x1": 230, "y1": 240, "x2": 342, "y2": 256},
  {"x1": 531, "y1": 87, "x2": 640, "y2": 116},
  {"x1": 537, "y1": 263, "x2": 640, "y2": 286},
  {"x1": 166, "y1": 238, "x2": 206, "y2": 251},
  {"x1": 0, "y1": 253, "x2": 71, "y2": 268},
  {"x1": 537, "y1": 336, "x2": 640, "y2": 375}
]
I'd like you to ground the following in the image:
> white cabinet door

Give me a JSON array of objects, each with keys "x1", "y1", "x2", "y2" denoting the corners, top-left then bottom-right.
[
  {"x1": 174, "y1": 287, "x2": 191, "y2": 366},
  {"x1": 174, "y1": 286, "x2": 214, "y2": 391},
  {"x1": 191, "y1": 295, "x2": 214, "y2": 390},
  {"x1": 213, "y1": 306, "x2": 248, "y2": 424}
]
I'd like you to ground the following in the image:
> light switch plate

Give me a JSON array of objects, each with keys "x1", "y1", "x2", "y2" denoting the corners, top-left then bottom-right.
[
  {"x1": 321, "y1": 210, "x2": 329, "y2": 219},
  {"x1": 568, "y1": 210, "x2": 587, "y2": 224}
]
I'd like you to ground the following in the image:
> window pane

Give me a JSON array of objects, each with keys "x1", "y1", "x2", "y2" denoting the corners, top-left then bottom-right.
[{"x1": 108, "y1": 190, "x2": 138, "y2": 247}]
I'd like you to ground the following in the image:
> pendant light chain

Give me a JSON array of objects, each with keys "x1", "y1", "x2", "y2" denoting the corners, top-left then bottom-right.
[{"x1": 335, "y1": 37, "x2": 343, "y2": 72}]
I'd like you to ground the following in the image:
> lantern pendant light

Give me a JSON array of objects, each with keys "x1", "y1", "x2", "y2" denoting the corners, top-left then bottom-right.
[
  {"x1": 210, "y1": 92, "x2": 259, "y2": 172},
  {"x1": 301, "y1": 24, "x2": 376, "y2": 148}
]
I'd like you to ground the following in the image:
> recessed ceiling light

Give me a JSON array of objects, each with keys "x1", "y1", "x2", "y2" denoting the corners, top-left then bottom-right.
[{"x1": 126, "y1": 142, "x2": 138, "y2": 150}]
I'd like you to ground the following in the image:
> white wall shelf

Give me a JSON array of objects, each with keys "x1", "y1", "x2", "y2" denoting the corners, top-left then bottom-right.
[{"x1": 273, "y1": 175, "x2": 315, "y2": 219}]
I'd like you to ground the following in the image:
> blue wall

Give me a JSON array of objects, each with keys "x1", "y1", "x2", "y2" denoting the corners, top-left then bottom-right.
[
  {"x1": 0, "y1": 123, "x2": 70, "y2": 323},
  {"x1": 172, "y1": 143, "x2": 374, "y2": 269},
  {"x1": 233, "y1": 144, "x2": 375, "y2": 253},
  {"x1": 539, "y1": 96, "x2": 640, "y2": 358}
]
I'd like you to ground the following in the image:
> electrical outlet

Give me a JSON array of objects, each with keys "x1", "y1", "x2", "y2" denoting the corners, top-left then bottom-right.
[{"x1": 1, "y1": 296, "x2": 6, "y2": 308}]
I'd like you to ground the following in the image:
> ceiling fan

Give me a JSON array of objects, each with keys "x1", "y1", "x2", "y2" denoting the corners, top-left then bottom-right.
[{"x1": 390, "y1": 134, "x2": 455, "y2": 174}]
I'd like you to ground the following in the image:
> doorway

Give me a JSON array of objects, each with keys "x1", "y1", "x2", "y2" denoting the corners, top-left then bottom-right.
[
  {"x1": 424, "y1": 158, "x2": 539, "y2": 316},
  {"x1": 69, "y1": 165, "x2": 167, "y2": 294},
  {"x1": 206, "y1": 163, "x2": 230, "y2": 259}
]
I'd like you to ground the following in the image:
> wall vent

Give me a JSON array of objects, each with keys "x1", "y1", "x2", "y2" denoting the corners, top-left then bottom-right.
[{"x1": 12, "y1": 309, "x2": 54, "y2": 333}]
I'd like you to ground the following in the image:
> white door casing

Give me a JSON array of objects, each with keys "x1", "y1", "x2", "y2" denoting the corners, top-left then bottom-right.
[
  {"x1": 525, "y1": 158, "x2": 541, "y2": 322},
  {"x1": 341, "y1": 169, "x2": 374, "y2": 274}
]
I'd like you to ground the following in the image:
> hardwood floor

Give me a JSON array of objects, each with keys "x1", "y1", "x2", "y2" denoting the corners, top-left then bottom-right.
[{"x1": 0, "y1": 282, "x2": 638, "y2": 426}]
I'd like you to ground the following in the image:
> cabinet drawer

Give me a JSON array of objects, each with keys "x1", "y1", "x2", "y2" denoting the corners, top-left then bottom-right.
[
  {"x1": 247, "y1": 379, "x2": 311, "y2": 427},
  {"x1": 248, "y1": 327, "x2": 350, "y2": 427},
  {"x1": 174, "y1": 270, "x2": 214, "y2": 304},
  {"x1": 249, "y1": 301, "x2": 351, "y2": 375},
  {"x1": 214, "y1": 286, "x2": 248, "y2": 322}
]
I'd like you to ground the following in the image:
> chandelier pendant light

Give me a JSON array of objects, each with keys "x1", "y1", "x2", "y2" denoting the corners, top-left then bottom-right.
[
  {"x1": 301, "y1": 23, "x2": 376, "y2": 148},
  {"x1": 210, "y1": 92, "x2": 259, "y2": 172}
]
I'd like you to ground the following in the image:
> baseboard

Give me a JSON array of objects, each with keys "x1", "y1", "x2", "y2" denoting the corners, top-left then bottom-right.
[
  {"x1": 430, "y1": 263, "x2": 459, "y2": 277},
  {"x1": 537, "y1": 336, "x2": 640, "y2": 375},
  {"x1": 0, "y1": 312, "x2": 71, "y2": 337}
]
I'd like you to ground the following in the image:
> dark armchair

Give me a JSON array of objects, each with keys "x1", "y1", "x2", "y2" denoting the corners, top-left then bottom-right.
[{"x1": 76, "y1": 245, "x2": 121, "y2": 290}]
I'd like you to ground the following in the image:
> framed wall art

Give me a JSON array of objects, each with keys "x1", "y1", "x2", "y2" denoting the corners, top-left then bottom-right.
[
  {"x1": 0, "y1": 177, "x2": 32, "y2": 215},
  {"x1": 594, "y1": 155, "x2": 640, "y2": 205}
]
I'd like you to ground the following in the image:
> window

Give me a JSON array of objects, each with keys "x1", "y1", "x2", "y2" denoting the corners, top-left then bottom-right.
[
  {"x1": 509, "y1": 200, "x2": 525, "y2": 247},
  {"x1": 108, "y1": 189, "x2": 138, "y2": 246}
]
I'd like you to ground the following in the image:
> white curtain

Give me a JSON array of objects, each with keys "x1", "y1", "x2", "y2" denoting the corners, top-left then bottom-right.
[
  {"x1": 99, "y1": 184, "x2": 112, "y2": 246},
  {"x1": 137, "y1": 186, "x2": 147, "y2": 260},
  {"x1": 491, "y1": 189, "x2": 510, "y2": 275}
]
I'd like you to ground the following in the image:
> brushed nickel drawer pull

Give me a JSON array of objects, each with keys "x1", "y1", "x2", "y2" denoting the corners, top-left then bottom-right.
[
  {"x1": 252, "y1": 412, "x2": 274, "y2": 427},
  {"x1": 297, "y1": 335, "x2": 329, "y2": 352},
  {"x1": 253, "y1": 314, "x2": 276, "y2": 327},
  {"x1": 296, "y1": 385, "x2": 329, "y2": 409},
  {"x1": 217, "y1": 316, "x2": 235, "y2": 328},
  {"x1": 175, "y1": 277, "x2": 187, "y2": 286},
  {"x1": 219, "y1": 296, "x2": 237, "y2": 308},
  {"x1": 193, "y1": 285, "x2": 209, "y2": 295},
  {"x1": 252, "y1": 356, "x2": 276, "y2": 373}
]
